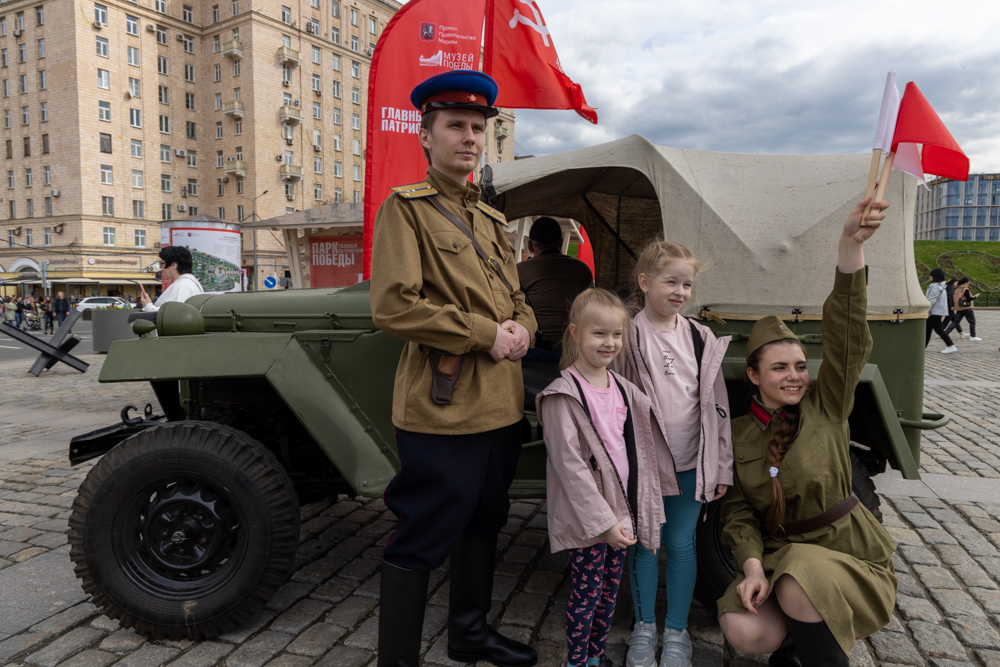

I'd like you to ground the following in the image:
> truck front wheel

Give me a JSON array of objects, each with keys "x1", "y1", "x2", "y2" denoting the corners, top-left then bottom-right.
[{"x1": 69, "y1": 422, "x2": 300, "y2": 640}]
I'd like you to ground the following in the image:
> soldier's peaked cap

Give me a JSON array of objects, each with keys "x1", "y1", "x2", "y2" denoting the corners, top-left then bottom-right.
[
  {"x1": 410, "y1": 71, "x2": 500, "y2": 119},
  {"x1": 746, "y1": 315, "x2": 801, "y2": 363}
]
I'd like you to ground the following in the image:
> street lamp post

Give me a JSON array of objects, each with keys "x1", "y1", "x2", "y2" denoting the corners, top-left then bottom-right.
[{"x1": 240, "y1": 190, "x2": 268, "y2": 291}]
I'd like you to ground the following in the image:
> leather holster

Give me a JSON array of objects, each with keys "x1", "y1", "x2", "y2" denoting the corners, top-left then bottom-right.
[{"x1": 421, "y1": 345, "x2": 465, "y2": 405}]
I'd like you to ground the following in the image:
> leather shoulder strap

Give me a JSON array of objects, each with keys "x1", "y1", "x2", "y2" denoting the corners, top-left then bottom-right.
[
  {"x1": 425, "y1": 196, "x2": 515, "y2": 297},
  {"x1": 475, "y1": 200, "x2": 507, "y2": 225},
  {"x1": 391, "y1": 181, "x2": 438, "y2": 199}
]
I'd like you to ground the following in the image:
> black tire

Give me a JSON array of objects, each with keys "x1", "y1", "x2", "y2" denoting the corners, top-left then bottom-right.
[
  {"x1": 69, "y1": 421, "x2": 300, "y2": 640},
  {"x1": 694, "y1": 451, "x2": 883, "y2": 613}
]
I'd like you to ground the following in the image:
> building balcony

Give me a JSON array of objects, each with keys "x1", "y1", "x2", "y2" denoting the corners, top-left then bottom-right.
[
  {"x1": 221, "y1": 39, "x2": 243, "y2": 59},
  {"x1": 277, "y1": 46, "x2": 300, "y2": 67},
  {"x1": 279, "y1": 164, "x2": 303, "y2": 181},
  {"x1": 279, "y1": 105, "x2": 302, "y2": 125},
  {"x1": 224, "y1": 160, "x2": 247, "y2": 178},
  {"x1": 222, "y1": 100, "x2": 245, "y2": 119}
]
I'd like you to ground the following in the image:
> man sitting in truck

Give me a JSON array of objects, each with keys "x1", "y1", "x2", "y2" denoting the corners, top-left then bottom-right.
[{"x1": 139, "y1": 246, "x2": 204, "y2": 312}]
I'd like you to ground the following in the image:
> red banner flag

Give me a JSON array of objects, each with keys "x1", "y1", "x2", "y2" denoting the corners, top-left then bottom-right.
[
  {"x1": 362, "y1": 0, "x2": 487, "y2": 279},
  {"x1": 891, "y1": 82, "x2": 969, "y2": 182},
  {"x1": 484, "y1": 0, "x2": 597, "y2": 123}
]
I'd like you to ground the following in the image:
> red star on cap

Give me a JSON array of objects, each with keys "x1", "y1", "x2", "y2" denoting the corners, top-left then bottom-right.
[{"x1": 468, "y1": 94, "x2": 477, "y2": 102}]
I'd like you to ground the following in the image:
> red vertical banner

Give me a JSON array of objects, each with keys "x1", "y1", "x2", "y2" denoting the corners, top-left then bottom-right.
[{"x1": 362, "y1": 0, "x2": 488, "y2": 279}]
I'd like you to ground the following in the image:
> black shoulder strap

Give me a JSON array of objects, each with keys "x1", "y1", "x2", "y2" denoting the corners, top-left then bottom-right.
[
  {"x1": 425, "y1": 196, "x2": 515, "y2": 297},
  {"x1": 689, "y1": 319, "x2": 705, "y2": 382}
]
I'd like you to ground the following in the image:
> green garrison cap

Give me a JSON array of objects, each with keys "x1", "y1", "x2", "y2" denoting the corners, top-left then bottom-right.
[{"x1": 746, "y1": 315, "x2": 799, "y2": 362}]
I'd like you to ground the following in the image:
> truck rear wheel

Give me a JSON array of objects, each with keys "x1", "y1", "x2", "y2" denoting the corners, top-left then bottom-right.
[
  {"x1": 69, "y1": 422, "x2": 300, "y2": 640},
  {"x1": 693, "y1": 451, "x2": 882, "y2": 613}
]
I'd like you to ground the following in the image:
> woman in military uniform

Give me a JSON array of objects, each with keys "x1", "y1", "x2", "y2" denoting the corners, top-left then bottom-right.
[{"x1": 718, "y1": 196, "x2": 898, "y2": 667}]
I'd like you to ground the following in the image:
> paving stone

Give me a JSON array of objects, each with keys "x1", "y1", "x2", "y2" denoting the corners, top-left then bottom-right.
[
  {"x1": 321, "y1": 501, "x2": 361, "y2": 519},
  {"x1": 919, "y1": 529, "x2": 959, "y2": 545},
  {"x1": 354, "y1": 573, "x2": 380, "y2": 599},
  {"x1": 421, "y1": 604, "x2": 448, "y2": 641},
  {"x1": 324, "y1": 595, "x2": 377, "y2": 629},
  {"x1": 262, "y1": 656, "x2": 314, "y2": 667},
  {"x1": 224, "y1": 631, "x2": 292, "y2": 667},
  {"x1": 928, "y1": 508, "x2": 965, "y2": 524},
  {"x1": 27, "y1": 533, "x2": 67, "y2": 549},
  {"x1": 952, "y1": 560, "x2": 999, "y2": 589},
  {"x1": 270, "y1": 599, "x2": 333, "y2": 634},
  {"x1": 868, "y1": 629, "x2": 925, "y2": 666},
  {"x1": 935, "y1": 544, "x2": 974, "y2": 565},
  {"x1": 909, "y1": 621, "x2": 968, "y2": 660},
  {"x1": 89, "y1": 617, "x2": 120, "y2": 633},
  {"x1": 317, "y1": 522, "x2": 361, "y2": 544},
  {"x1": 970, "y1": 588, "x2": 1000, "y2": 614},
  {"x1": 24, "y1": 627, "x2": 104, "y2": 667},
  {"x1": 971, "y1": 517, "x2": 1000, "y2": 533},
  {"x1": 31, "y1": 520, "x2": 68, "y2": 533},
  {"x1": 31, "y1": 603, "x2": 100, "y2": 635},
  {"x1": 947, "y1": 616, "x2": 1000, "y2": 649},
  {"x1": 299, "y1": 500, "x2": 329, "y2": 523},
  {"x1": 299, "y1": 515, "x2": 337, "y2": 538},
  {"x1": 895, "y1": 573, "x2": 925, "y2": 599},
  {"x1": 422, "y1": 635, "x2": 466, "y2": 667},
  {"x1": 312, "y1": 576, "x2": 360, "y2": 603},
  {"x1": 313, "y1": 645, "x2": 372, "y2": 667},
  {"x1": 0, "y1": 526, "x2": 43, "y2": 542},
  {"x1": 883, "y1": 615, "x2": 907, "y2": 634},
  {"x1": 898, "y1": 545, "x2": 940, "y2": 566},
  {"x1": 288, "y1": 540, "x2": 333, "y2": 571},
  {"x1": 163, "y1": 641, "x2": 233, "y2": 667},
  {"x1": 264, "y1": 582, "x2": 315, "y2": 611},
  {"x1": 492, "y1": 575, "x2": 518, "y2": 602},
  {"x1": 944, "y1": 523, "x2": 999, "y2": 557},
  {"x1": 502, "y1": 592, "x2": 548, "y2": 627},
  {"x1": 115, "y1": 644, "x2": 181, "y2": 667},
  {"x1": 285, "y1": 623, "x2": 346, "y2": 657},
  {"x1": 913, "y1": 564, "x2": 961, "y2": 589},
  {"x1": 356, "y1": 520, "x2": 396, "y2": 540},
  {"x1": 929, "y1": 588, "x2": 988, "y2": 618},
  {"x1": 977, "y1": 649, "x2": 1000, "y2": 667},
  {"x1": 0, "y1": 634, "x2": 50, "y2": 664},
  {"x1": 902, "y1": 512, "x2": 942, "y2": 529},
  {"x1": 342, "y1": 616, "x2": 379, "y2": 651},
  {"x1": 328, "y1": 537, "x2": 373, "y2": 561},
  {"x1": 53, "y1": 650, "x2": 118, "y2": 667},
  {"x1": 885, "y1": 527, "x2": 922, "y2": 546},
  {"x1": 216, "y1": 610, "x2": 276, "y2": 644},
  {"x1": 895, "y1": 594, "x2": 942, "y2": 622},
  {"x1": 504, "y1": 546, "x2": 537, "y2": 564},
  {"x1": 291, "y1": 557, "x2": 347, "y2": 585},
  {"x1": 99, "y1": 628, "x2": 146, "y2": 653},
  {"x1": 337, "y1": 558, "x2": 379, "y2": 581},
  {"x1": 10, "y1": 547, "x2": 48, "y2": 562}
]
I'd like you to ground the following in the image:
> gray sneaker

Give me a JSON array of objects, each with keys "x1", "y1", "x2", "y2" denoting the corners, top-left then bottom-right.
[
  {"x1": 625, "y1": 621, "x2": 658, "y2": 667},
  {"x1": 660, "y1": 628, "x2": 693, "y2": 667}
]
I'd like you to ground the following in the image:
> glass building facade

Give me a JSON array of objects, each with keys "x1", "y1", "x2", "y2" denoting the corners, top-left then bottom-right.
[{"x1": 914, "y1": 174, "x2": 1000, "y2": 241}]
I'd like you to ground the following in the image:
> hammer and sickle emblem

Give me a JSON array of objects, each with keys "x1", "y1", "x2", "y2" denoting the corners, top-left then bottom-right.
[{"x1": 508, "y1": 0, "x2": 550, "y2": 47}]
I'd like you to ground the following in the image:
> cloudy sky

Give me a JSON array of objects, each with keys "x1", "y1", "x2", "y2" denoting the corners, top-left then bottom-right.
[{"x1": 495, "y1": 0, "x2": 1000, "y2": 173}]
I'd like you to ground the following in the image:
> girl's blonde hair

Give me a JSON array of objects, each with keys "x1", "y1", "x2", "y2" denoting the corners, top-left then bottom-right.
[
  {"x1": 632, "y1": 240, "x2": 702, "y2": 308},
  {"x1": 560, "y1": 288, "x2": 630, "y2": 370}
]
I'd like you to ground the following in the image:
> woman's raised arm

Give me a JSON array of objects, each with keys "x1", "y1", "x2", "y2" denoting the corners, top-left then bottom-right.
[{"x1": 838, "y1": 196, "x2": 889, "y2": 274}]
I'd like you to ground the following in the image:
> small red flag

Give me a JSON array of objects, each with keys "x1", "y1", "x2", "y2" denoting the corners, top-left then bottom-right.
[
  {"x1": 484, "y1": 0, "x2": 597, "y2": 124},
  {"x1": 891, "y1": 82, "x2": 969, "y2": 181}
]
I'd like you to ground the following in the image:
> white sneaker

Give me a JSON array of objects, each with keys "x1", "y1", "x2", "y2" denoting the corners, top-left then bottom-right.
[
  {"x1": 971, "y1": 337, "x2": 983, "y2": 341},
  {"x1": 660, "y1": 628, "x2": 693, "y2": 667},
  {"x1": 941, "y1": 345, "x2": 958, "y2": 354},
  {"x1": 625, "y1": 622, "x2": 658, "y2": 667}
]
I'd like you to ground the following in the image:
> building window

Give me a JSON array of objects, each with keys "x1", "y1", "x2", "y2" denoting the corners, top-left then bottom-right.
[
  {"x1": 236, "y1": 204, "x2": 244, "y2": 221},
  {"x1": 43, "y1": 166, "x2": 50, "y2": 185},
  {"x1": 4, "y1": 110, "x2": 10, "y2": 129},
  {"x1": 1, "y1": 49, "x2": 6, "y2": 68},
  {"x1": 6, "y1": 170, "x2": 13, "y2": 188},
  {"x1": 285, "y1": 182, "x2": 294, "y2": 198},
  {"x1": 131, "y1": 139, "x2": 143, "y2": 158},
  {"x1": 182, "y1": 5, "x2": 193, "y2": 23},
  {"x1": 216, "y1": 151, "x2": 223, "y2": 168},
  {"x1": 97, "y1": 69, "x2": 110, "y2": 89},
  {"x1": 156, "y1": 25, "x2": 167, "y2": 45},
  {"x1": 100, "y1": 164, "x2": 113, "y2": 184},
  {"x1": 134, "y1": 229, "x2": 146, "y2": 246},
  {"x1": 313, "y1": 129, "x2": 322, "y2": 147},
  {"x1": 233, "y1": 59, "x2": 240, "y2": 76},
  {"x1": 186, "y1": 121, "x2": 196, "y2": 139},
  {"x1": 37, "y1": 38, "x2": 45, "y2": 59},
  {"x1": 44, "y1": 197, "x2": 52, "y2": 217},
  {"x1": 312, "y1": 73, "x2": 321, "y2": 91},
  {"x1": 18, "y1": 43, "x2": 25, "y2": 64},
  {"x1": 103, "y1": 226, "x2": 116, "y2": 245},
  {"x1": 130, "y1": 108, "x2": 142, "y2": 127},
  {"x1": 309, "y1": 18, "x2": 320, "y2": 35},
  {"x1": 217, "y1": 179, "x2": 225, "y2": 195},
  {"x1": 214, "y1": 64, "x2": 221, "y2": 82},
  {"x1": 314, "y1": 183, "x2": 323, "y2": 200},
  {"x1": 184, "y1": 64, "x2": 195, "y2": 82},
  {"x1": 350, "y1": 8, "x2": 358, "y2": 25},
  {"x1": 162, "y1": 203, "x2": 171, "y2": 220},
  {"x1": 232, "y1": 0, "x2": 239, "y2": 15},
  {"x1": 4, "y1": 140, "x2": 10, "y2": 159},
  {"x1": 36, "y1": 5, "x2": 44, "y2": 26},
  {"x1": 43, "y1": 226, "x2": 51, "y2": 244},
  {"x1": 352, "y1": 87, "x2": 360, "y2": 104},
  {"x1": 333, "y1": 107, "x2": 341, "y2": 124},
  {"x1": 100, "y1": 133, "x2": 112, "y2": 153},
  {"x1": 331, "y1": 1, "x2": 340, "y2": 17},
  {"x1": 314, "y1": 156, "x2": 322, "y2": 173},
  {"x1": 213, "y1": 5, "x2": 219, "y2": 22},
  {"x1": 369, "y1": 17, "x2": 377, "y2": 34},
  {"x1": 128, "y1": 46, "x2": 140, "y2": 67},
  {"x1": 160, "y1": 144, "x2": 170, "y2": 162},
  {"x1": 40, "y1": 102, "x2": 47, "y2": 122},
  {"x1": 187, "y1": 178, "x2": 198, "y2": 196},
  {"x1": 332, "y1": 54, "x2": 341, "y2": 71},
  {"x1": 129, "y1": 77, "x2": 141, "y2": 98},
  {"x1": 350, "y1": 35, "x2": 358, "y2": 52},
  {"x1": 96, "y1": 36, "x2": 109, "y2": 58},
  {"x1": 155, "y1": 0, "x2": 166, "y2": 13},
  {"x1": 281, "y1": 5, "x2": 291, "y2": 23},
  {"x1": 213, "y1": 36, "x2": 220, "y2": 53},
  {"x1": 18, "y1": 73, "x2": 26, "y2": 94},
  {"x1": 312, "y1": 46, "x2": 321, "y2": 64},
  {"x1": 131, "y1": 169, "x2": 143, "y2": 188},
  {"x1": 126, "y1": 14, "x2": 138, "y2": 35},
  {"x1": 159, "y1": 115, "x2": 170, "y2": 134},
  {"x1": 217, "y1": 206, "x2": 225, "y2": 219},
  {"x1": 331, "y1": 27, "x2": 340, "y2": 44},
  {"x1": 234, "y1": 119, "x2": 242, "y2": 135},
  {"x1": 353, "y1": 164, "x2": 360, "y2": 181},
  {"x1": 352, "y1": 138, "x2": 360, "y2": 155},
  {"x1": 352, "y1": 112, "x2": 360, "y2": 130},
  {"x1": 38, "y1": 71, "x2": 47, "y2": 91},
  {"x1": 24, "y1": 168, "x2": 32, "y2": 187},
  {"x1": 15, "y1": 11, "x2": 23, "y2": 31},
  {"x1": 282, "y1": 65, "x2": 291, "y2": 84},
  {"x1": 334, "y1": 187, "x2": 342, "y2": 203},
  {"x1": 353, "y1": 190, "x2": 361, "y2": 203},
  {"x1": 161, "y1": 174, "x2": 171, "y2": 192},
  {"x1": 102, "y1": 197, "x2": 114, "y2": 216},
  {"x1": 158, "y1": 56, "x2": 169, "y2": 75},
  {"x1": 2, "y1": 80, "x2": 7, "y2": 98},
  {"x1": 94, "y1": 3, "x2": 108, "y2": 25},
  {"x1": 182, "y1": 35, "x2": 194, "y2": 54},
  {"x1": 313, "y1": 101, "x2": 321, "y2": 119},
  {"x1": 215, "y1": 121, "x2": 222, "y2": 139},
  {"x1": 0, "y1": 19, "x2": 5, "y2": 37},
  {"x1": 22, "y1": 136, "x2": 29, "y2": 156},
  {"x1": 7, "y1": 201, "x2": 14, "y2": 219},
  {"x1": 332, "y1": 81, "x2": 341, "y2": 98},
  {"x1": 25, "y1": 226, "x2": 33, "y2": 243},
  {"x1": 185, "y1": 92, "x2": 196, "y2": 110},
  {"x1": 215, "y1": 93, "x2": 222, "y2": 110},
  {"x1": 133, "y1": 199, "x2": 144, "y2": 218},
  {"x1": 333, "y1": 134, "x2": 341, "y2": 151},
  {"x1": 187, "y1": 151, "x2": 197, "y2": 167},
  {"x1": 352, "y1": 61, "x2": 359, "y2": 78},
  {"x1": 41, "y1": 135, "x2": 49, "y2": 154},
  {"x1": 99, "y1": 101, "x2": 110, "y2": 122}
]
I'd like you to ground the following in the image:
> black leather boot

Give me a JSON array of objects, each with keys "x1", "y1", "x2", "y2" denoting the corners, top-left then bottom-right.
[
  {"x1": 447, "y1": 535, "x2": 537, "y2": 666},
  {"x1": 768, "y1": 634, "x2": 802, "y2": 667},
  {"x1": 378, "y1": 560, "x2": 430, "y2": 667},
  {"x1": 785, "y1": 618, "x2": 848, "y2": 667}
]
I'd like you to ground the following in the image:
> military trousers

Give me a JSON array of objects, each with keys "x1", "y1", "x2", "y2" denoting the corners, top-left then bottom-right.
[{"x1": 382, "y1": 421, "x2": 522, "y2": 571}]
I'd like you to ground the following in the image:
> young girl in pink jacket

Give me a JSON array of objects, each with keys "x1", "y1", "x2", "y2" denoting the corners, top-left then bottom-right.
[
  {"x1": 618, "y1": 241, "x2": 734, "y2": 667},
  {"x1": 537, "y1": 289, "x2": 667, "y2": 667}
]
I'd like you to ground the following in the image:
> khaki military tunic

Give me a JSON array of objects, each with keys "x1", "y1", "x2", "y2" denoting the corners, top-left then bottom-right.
[
  {"x1": 370, "y1": 167, "x2": 537, "y2": 435},
  {"x1": 718, "y1": 268, "x2": 898, "y2": 655}
]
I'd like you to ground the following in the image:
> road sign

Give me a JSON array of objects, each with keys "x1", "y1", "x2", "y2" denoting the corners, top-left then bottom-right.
[{"x1": 263, "y1": 276, "x2": 277, "y2": 289}]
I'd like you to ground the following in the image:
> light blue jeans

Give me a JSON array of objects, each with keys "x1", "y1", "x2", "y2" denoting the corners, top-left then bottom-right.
[{"x1": 629, "y1": 469, "x2": 701, "y2": 630}]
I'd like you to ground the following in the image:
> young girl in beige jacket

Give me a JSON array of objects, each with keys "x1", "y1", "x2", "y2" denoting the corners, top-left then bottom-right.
[{"x1": 537, "y1": 289, "x2": 668, "y2": 667}]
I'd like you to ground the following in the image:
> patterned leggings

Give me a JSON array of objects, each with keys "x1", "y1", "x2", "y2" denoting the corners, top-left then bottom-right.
[{"x1": 565, "y1": 542, "x2": 626, "y2": 666}]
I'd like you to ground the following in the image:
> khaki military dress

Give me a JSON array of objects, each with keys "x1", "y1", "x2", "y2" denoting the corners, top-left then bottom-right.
[{"x1": 718, "y1": 268, "x2": 898, "y2": 655}]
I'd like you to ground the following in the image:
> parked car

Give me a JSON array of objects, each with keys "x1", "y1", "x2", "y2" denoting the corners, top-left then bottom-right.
[
  {"x1": 67, "y1": 135, "x2": 947, "y2": 640},
  {"x1": 76, "y1": 296, "x2": 133, "y2": 311}
]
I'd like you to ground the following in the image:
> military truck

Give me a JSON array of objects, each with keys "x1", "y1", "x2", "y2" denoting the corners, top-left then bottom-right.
[{"x1": 68, "y1": 135, "x2": 946, "y2": 640}]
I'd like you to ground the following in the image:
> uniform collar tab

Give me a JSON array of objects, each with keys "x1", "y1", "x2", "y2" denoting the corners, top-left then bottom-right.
[
  {"x1": 749, "y1": 396, "x2": 785, "y2": 429},
  {"x1": 426, "y1": 167, "x2": 480, "y2": 206}
]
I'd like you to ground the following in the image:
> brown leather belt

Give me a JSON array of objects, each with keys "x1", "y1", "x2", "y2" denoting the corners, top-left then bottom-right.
[{"x1": 777, "y1": 493, "x2": 859, "y2": 538}]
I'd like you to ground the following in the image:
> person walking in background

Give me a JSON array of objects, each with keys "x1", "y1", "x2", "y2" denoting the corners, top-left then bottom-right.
[
  {"x1": 2, "y1": 297, "x2": 14, "y2": 326},
  {"x1": 945, "y1": 277, "x2": 980, "y2": 341},
  {"x1": 43, "y1": 297, "x2": 54, "y2": 335},
  {"x1": 14, "y1": 296, "x2": 24, "y2": 329},
  {"x1": 925, "y1": 269, "x2": 956, "y2": 354},
  {"x1": 53, "y1": 292, "x2": 70, "y2": 327},
  {"x1": 944, "y1": 279, "x2": 963, "y2": 337}
]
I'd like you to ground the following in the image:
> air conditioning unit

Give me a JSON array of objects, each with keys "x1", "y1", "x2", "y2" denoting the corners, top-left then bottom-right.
[
  {"x1": 221, "y1": 176, "x2": 229, "y2": 183},
  {"x1": 175, "y1": 149, "x2": 186, "y2": 157},
  {"x1": 293, "y1": 100, "x2": 300, "y2": 106},
  {"x1": 313, "y1": 144, "x2": 321, "y2": 152},
  {"x1": 286, "y1": 194, "x2": 295, "y2": 201},
  {"x1": 146, "y1": 24, "x2": 156, "y2": 32},
  {"x1": 226, "y1": 156, "x2": 234, "y2": 161},
  {"x1": 315, "y1": 89, "x2": 322, "y2": 97},
  {"x1": 180, "y1": 188, "x2": 188, "y2": 197},
  {"x1": 50, "y1": 189, "x2": 60, "y2": 197},
  {"x1": 276, "y1": 155, "x2": 283, "y2": 161},
  {"x1": 285, "y1": 138, "x2": 294, "y2": 145},
  {"x1": 177, "y1": 204, "x2": 187, "y2": 211},
  {"x1": 282, "y1": 80, "x2": 291, "y2": 87},
  {"x1": 92, "y1": 21, "x2": 102, "y2": 29},
  {"x1": 125, "y1": 91, "x2": 132, "y2": 99},
  {"x1": 12, "y1": 29, "x2": 21, "y2": 37},
  {"x1": 305, "y1": 23, "x2": 316, "y2": 34}
]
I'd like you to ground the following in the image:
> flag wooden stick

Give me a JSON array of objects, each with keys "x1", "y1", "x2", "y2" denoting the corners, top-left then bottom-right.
[
  {"x1": 871, "y1": 151, "x2": 896, "y2": 208},
  {"x1": 860, "y1": 148, "x2": 882, "y2": 227}
]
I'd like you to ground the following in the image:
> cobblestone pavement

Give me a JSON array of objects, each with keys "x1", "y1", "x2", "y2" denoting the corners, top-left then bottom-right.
[{"x1": 0, "y1": 312, "x2": 997, "y2": 667}]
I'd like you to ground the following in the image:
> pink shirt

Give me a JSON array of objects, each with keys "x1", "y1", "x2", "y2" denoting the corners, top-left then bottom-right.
[
  {"x1": 568, "y1": 369, "x2": 629, "y2": 489},
  {"x1": 635, "y1": 310, "x2": 701, "y2": 471}
]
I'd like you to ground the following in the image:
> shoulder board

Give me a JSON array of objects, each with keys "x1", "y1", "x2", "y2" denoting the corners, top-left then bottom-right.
[
  {"x1": 391, "y1": 182, "x2": 438, "y2": 199},
  {"x1": 475, "y1": 201, "x2": 507, "y2": 225}
]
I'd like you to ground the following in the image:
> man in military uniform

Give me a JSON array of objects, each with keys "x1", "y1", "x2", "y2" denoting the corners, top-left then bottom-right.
[{"x1": 370, "y1": 71, "x2": 538, "y2": 667}]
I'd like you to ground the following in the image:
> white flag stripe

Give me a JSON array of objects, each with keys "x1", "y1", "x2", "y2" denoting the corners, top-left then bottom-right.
[
  {"x1": 873, "y1": 71, "x2": 900, "y2": 152},
  {"x1": 893, "y1": 142, "x2": 929, "y2": 189}
]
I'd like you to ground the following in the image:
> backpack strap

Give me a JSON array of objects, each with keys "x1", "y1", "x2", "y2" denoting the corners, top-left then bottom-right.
[{"x1": 689, "y1": 319, "x2": 705, "y2": 383}]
